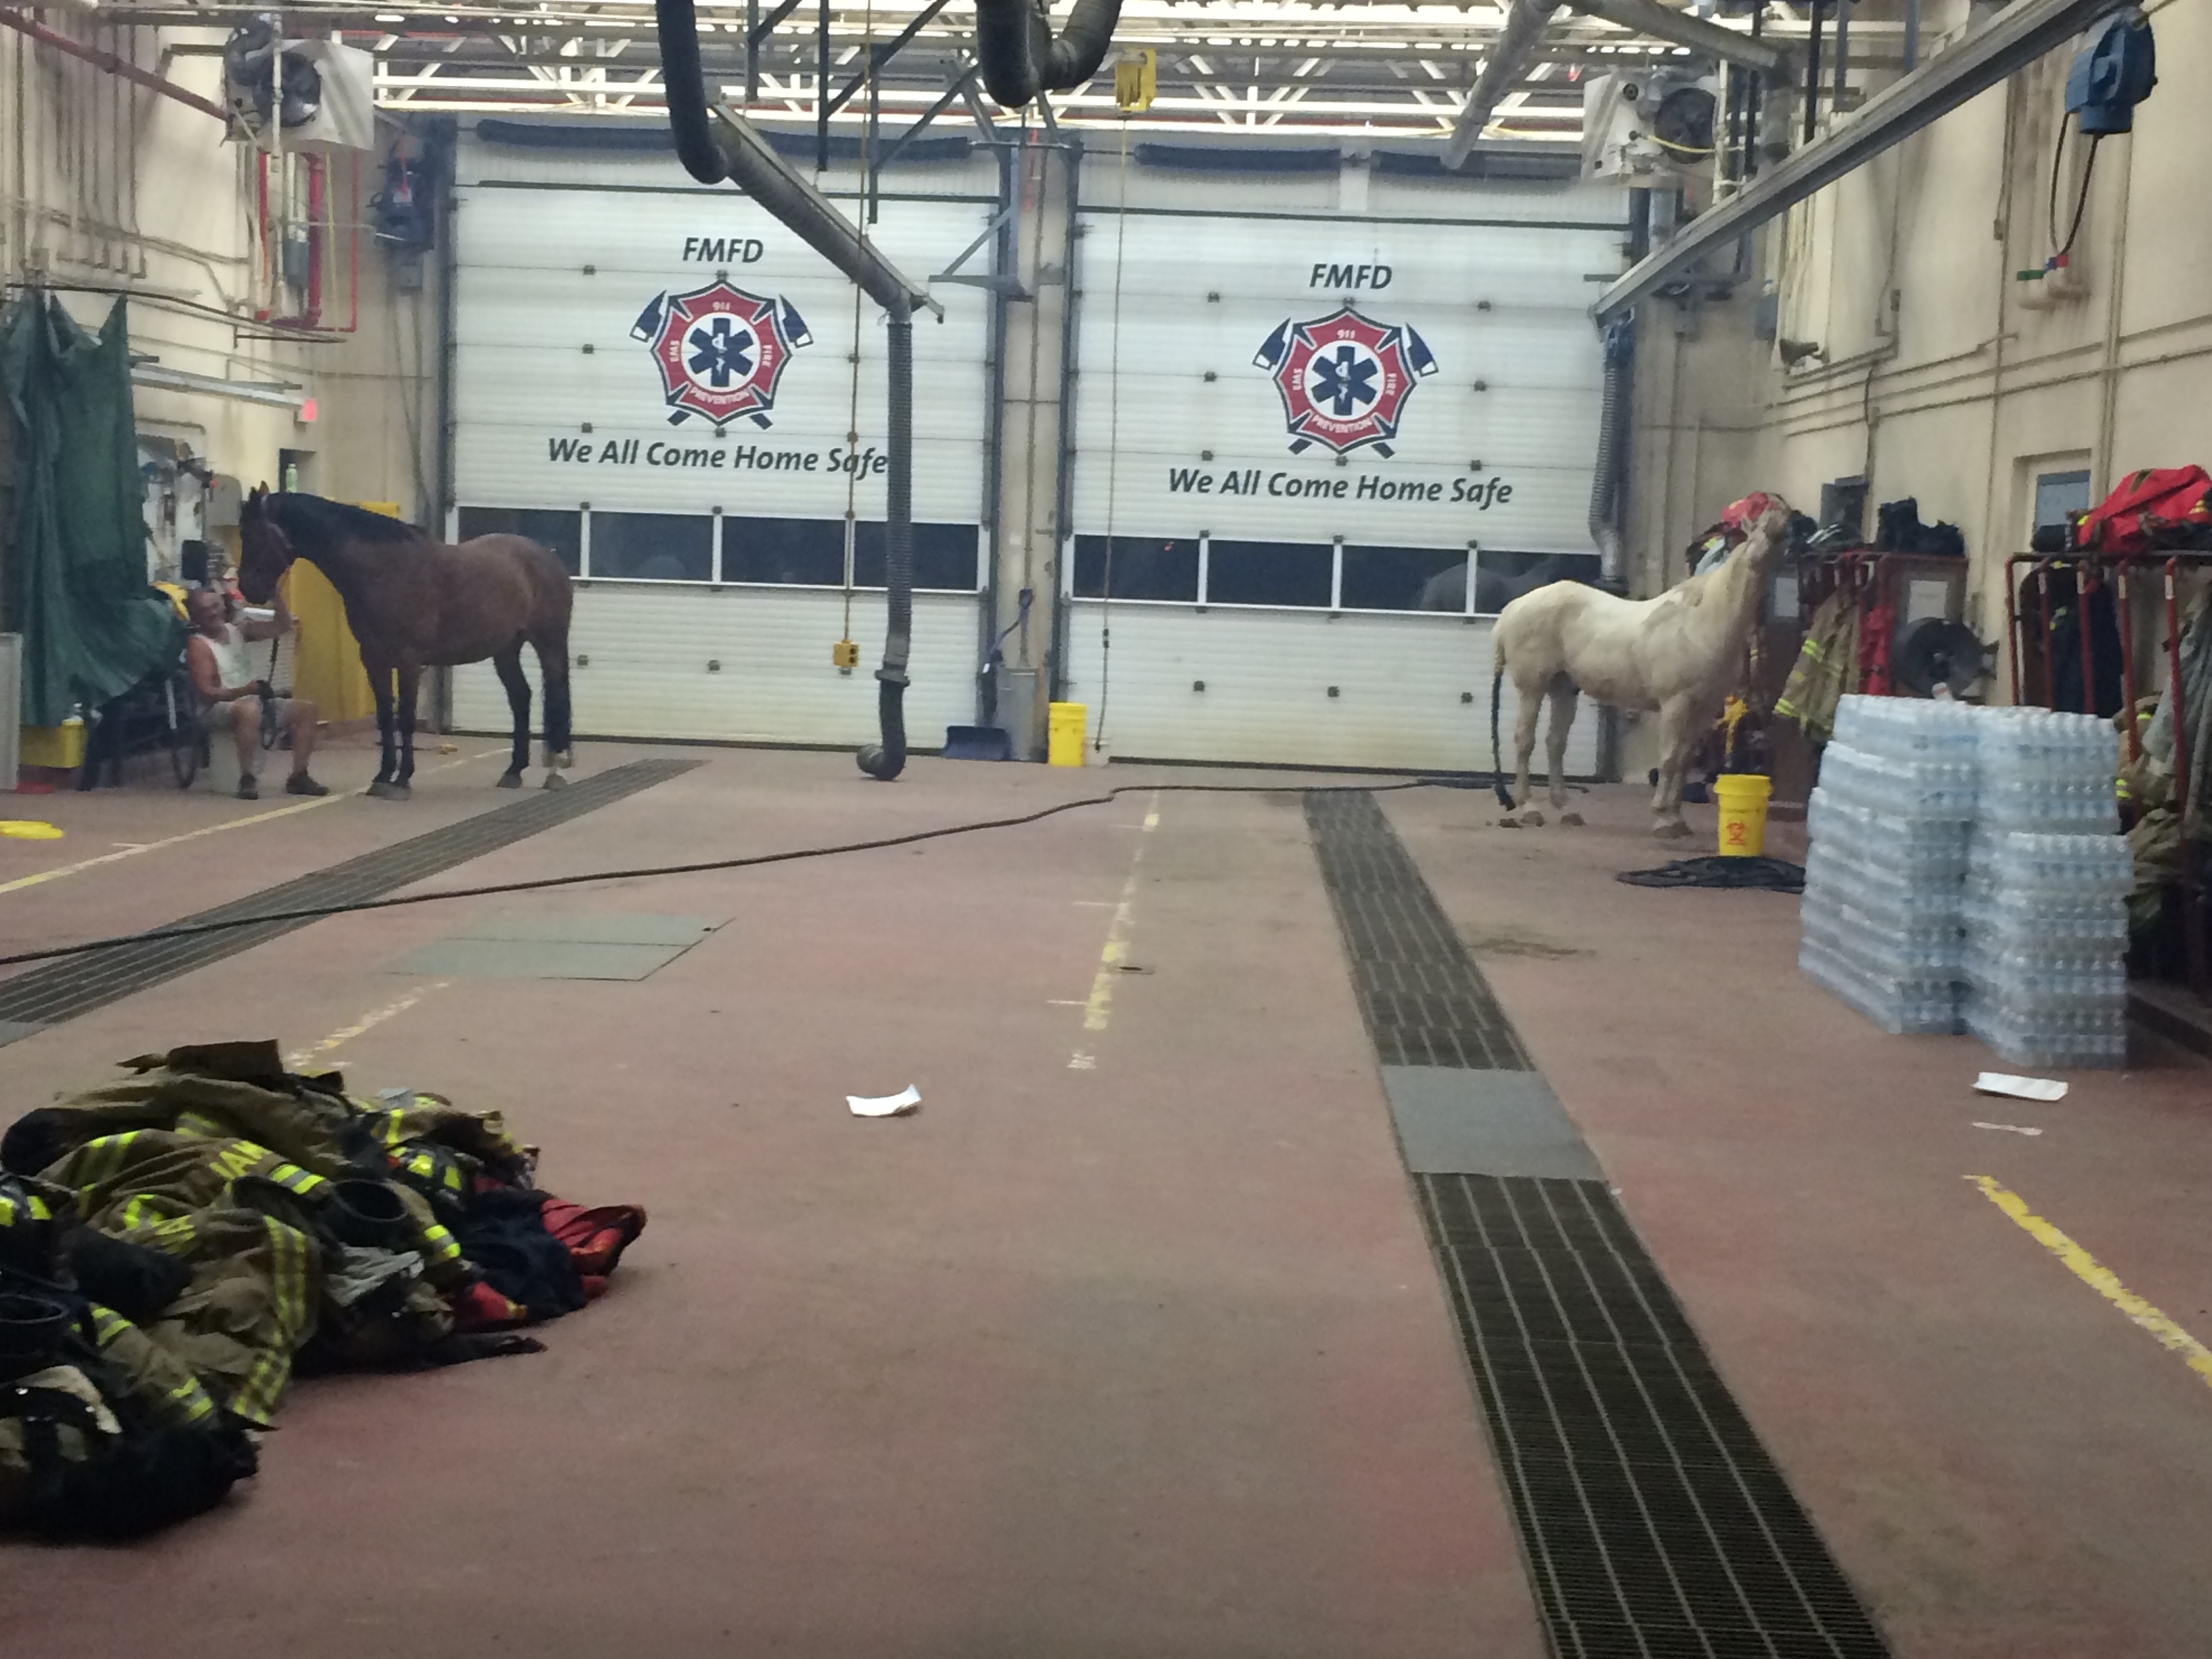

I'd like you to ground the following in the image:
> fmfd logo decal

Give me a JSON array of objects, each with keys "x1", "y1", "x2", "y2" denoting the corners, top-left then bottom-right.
[
  {"x1": 1253, "y1": 306, "x2": 1437, "y2": 457},
  {"x1": 630, "y1": 280, "x2": 812, "y2": 430}
]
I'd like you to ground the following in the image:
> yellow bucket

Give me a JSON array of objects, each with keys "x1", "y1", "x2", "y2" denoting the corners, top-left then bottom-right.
[
  {"x1": 1048, "y1": 701, "x2": 1087, "y2": 769},
  {"x1": 1714, "y1": 773, "x2": 1772, "y2": 857},
  {"x1": 20, "y1": 720, "x2": 86, "y2": 771}
]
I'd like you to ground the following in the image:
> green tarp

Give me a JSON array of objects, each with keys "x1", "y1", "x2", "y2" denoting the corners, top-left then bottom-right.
[{"x1": 1, "y1": 291, "x2": 181, "y2": 727}]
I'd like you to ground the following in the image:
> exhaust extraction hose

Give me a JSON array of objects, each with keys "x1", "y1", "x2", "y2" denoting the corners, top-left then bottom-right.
[
  {"x1": 655, "y1": 0, "x2": 725, "y2": 185},
  {"x1": 973, "y1": 0, "x2": 1125, "y2": 110},
  {"x1": 652, "y1": 0, "x2": 916, "y2": 779},
  {"x1": 857, "y1": 312, "x2": 914, "y2": 780}
]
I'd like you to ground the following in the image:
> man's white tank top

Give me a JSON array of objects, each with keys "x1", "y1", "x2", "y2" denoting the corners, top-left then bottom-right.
[{"x1": 204, "y1": 622, "x2": 258, "y2": 692}]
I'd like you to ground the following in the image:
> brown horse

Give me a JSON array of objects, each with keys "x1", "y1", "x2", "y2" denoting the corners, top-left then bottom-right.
[{"x1": 237, "y1": 489, "x2": 574, "y2": 798}]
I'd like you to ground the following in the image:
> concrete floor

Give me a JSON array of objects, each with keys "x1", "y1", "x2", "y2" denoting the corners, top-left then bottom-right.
[{"x1": 1, "y1": 739, "x2": 2207, "y2": 1658}]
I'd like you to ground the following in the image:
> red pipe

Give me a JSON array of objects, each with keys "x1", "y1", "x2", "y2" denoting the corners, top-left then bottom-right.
[{"x1": 0, "y1": 8, "x2": 231, "y2": 120}]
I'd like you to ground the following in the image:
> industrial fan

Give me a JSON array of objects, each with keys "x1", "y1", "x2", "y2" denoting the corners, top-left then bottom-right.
[
  {"x1": 223, "y1": 20, "x2": 322, "y2": 131},
  {"x1": 1893, "y1": 618, "x2": 1996, "y2": 699}
]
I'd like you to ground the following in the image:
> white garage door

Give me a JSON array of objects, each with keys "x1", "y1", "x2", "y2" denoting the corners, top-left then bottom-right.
[
  {"x1": 1064, "y1": 197, "x2": 1618, "y2": 774},
  {"x1": 447, "y1": 174, "x2": 994, "y2": 745}
]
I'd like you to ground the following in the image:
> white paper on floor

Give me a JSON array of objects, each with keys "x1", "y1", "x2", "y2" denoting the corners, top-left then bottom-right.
[
  {"x1": 848, "y1": 1084, "x2": 921, "y2": 1118},
  {"x1": 1973, "y1": 1072, "x2": 2068, "y2": 1103},
  {"x1": 1971, "y1": 1121, "x2": 2045, "y2": 1136}
]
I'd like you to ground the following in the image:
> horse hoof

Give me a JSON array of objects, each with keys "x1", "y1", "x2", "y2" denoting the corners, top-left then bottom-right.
[
  {"x1": 1519, "y1": 809, "x2": 1546, "y2": 828},
  {"x1": 496, "y1": 771, "x2": 523, "y2": 789},
  {"x1": 541, "y1": 772, "x2": 568, "y2": 790},
  {"x1": 1654, "y1": 819, "x2": 1692, "y2": 840},
  {"x1": 1561, "y1": 811, "x2": 1585, "y2": 827},
  {"x1": 367, "y1": 780, "x2": 411, "y2": 801},
  {"x1": 1498, "y1": 815, "x2": 1523, "y2": 830}
]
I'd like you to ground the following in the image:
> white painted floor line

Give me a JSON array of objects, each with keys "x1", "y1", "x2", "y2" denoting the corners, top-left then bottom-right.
[
  {"x1": 0, "y1": 747, "x2": 505, "y2": 899},
  {"x1": 285, "y1": 980, "x2": 451, "y2": 1072}
]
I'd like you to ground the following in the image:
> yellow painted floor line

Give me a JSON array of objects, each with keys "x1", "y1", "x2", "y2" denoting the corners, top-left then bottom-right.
[
  {"x1": 1967, "y1": 1174, "x2": 2212, "y2": 1393},
  {"x1": 286, "y1": 981, "x2": 451, "y2": 1072},
  {"x1": 0, "y1": 747, "x2": 504, "y2": 899}
]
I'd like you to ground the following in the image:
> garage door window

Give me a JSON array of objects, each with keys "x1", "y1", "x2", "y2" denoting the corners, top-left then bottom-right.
[
  {"x1": 588, "y1": 511, "x2": 714, "y2": 583},
  {"x1": 720, "y1": 516, "x2": 846, "y2": 586},
  {"x1": 854, "y1": 523, "x2": 983, "y2": 592},
  {"x1": 1206, "y1": 539, "x2": 1334, "y2": 609},
  {"x1": 456, "y1": 506, "x2": 581, "y2": 577},
  {"x1": 1340, "y1": 546, "x2": 1469, "y2": 613},
  {"x1": 1475, "y1": 549, "x2": 1600, "y2": 615},
  {"x1": 1073, "y1": 535, "x2": 1200, "y2": 602}
]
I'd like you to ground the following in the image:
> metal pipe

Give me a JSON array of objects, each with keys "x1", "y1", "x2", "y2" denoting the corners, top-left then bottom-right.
[
  {"x1": 2166, "y1": 554, "x2": 2209, "y2": 994},
  {"x1": 857, "y1": 313, "x2": 913, "y2": 780},
  {"x1": 1443, "y1": 0, "x2": 1561, "y2": 169},
  {"x1": 1904, "y1": 0, "x2": 1921, "y2": 71},
  {"x1": 972, "y1": 0, "x2": 1125, "y2": 112},
  {"x1": 815, "y1": 0, "x2": 829, "y2": 171},
  {"x1": 2077, "y1": 561, "x2": 2097, "y2": 718},
  {"x1": 1744, "y1": 3, "x2": 1765, "y2": 180},
  {"x1": 2115, "y1": 558, "x2": 2137, "y2": 760},
  {"x1": 0, "y1": 7, "x2": 230, "y2": 121},
  {"x1": 1571, "y1": 0, "x2": 1788, "y2": 74},
  {"x1": 1830, "y1": 0, "x2": 1850, "y2": 115},
  {"x1": 1048, "y1": 134, "x2": 1084, "y2": 703},
  {"x1": 1803, "y1": 0, "x2": 1822, "y2": 145},
  {"x1": 432, "y1": 115, "x2": 457, "y2": 531},
  {"x1": 2036, "y1": 565, "x2": 2055, "y2": 710},
  {"x1": 2008, "y1": 553, "x2": 2026, "y2": 708},
  {"x1": 2005, "y1": 554, "x2": 2025, "y2": 706},
  {"x1": 1595, "y1": 0, "x2": 2126, "y2": 321},
  {"x1": 129, "y1": 363, "x2": 306, "y2": 409},
  {"x1": 1588, "y1": 314, "x2": 1633, "y2": 588},
  {"x1": 977, "y1": 131, "x2": 1015, "y2": 729}
]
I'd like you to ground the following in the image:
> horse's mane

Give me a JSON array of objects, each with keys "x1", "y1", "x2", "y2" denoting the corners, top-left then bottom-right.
[{"x1": 265, "y1": 492, "x2": 428, "y2": 550}]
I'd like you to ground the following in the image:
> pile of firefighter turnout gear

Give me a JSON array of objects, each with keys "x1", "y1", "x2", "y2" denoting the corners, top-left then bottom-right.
[{"x1": 0, "y1": 1040, "x2": 644, "y2": 1537}]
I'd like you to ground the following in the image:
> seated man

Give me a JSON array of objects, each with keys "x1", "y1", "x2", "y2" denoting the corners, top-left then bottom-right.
[{"x1": 185, "y1": 588, "x2": 328, "y2": 800}]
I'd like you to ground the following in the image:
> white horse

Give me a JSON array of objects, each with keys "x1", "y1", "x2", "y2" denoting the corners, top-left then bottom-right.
[{"x1": 1489, "y1": 498, "x2": 1794, "y2": 837}]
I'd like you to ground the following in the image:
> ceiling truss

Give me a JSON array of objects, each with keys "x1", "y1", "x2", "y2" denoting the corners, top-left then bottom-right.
[{"x1": 113, "y1": 1, "x2": 1894, "y2": 141}]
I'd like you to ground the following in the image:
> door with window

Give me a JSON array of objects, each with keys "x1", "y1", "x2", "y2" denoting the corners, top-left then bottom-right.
[
  {"x1": 1063, "y1": 200, "x2": 1614, "y2": 772},
  {"x1": 445, "y1": 165, "x2": 994, "y2": 745}
]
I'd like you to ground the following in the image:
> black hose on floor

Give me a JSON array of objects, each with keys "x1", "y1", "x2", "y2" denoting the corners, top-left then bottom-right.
[{"x1": 0, "y1": 778, "x2": 1490, "y2": 970}]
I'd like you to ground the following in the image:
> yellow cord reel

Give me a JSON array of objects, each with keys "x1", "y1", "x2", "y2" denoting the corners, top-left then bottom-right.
[{"x1": 1114, "y1": 49, "x2": 1155, "y2": 113}]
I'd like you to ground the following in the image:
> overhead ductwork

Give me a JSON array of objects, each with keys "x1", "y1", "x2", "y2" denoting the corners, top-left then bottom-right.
[{"x1": 1443, "y1": 0, "x2": 1564, "y2": 170}]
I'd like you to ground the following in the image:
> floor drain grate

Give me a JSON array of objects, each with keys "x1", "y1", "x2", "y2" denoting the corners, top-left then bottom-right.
[
  {"x1": 1307, "y1": 791, "x2": 1889, "y2": 1658},
  {"x1": 1304, "y1": 790, "x2": 1529, "y2": 1069},
  {"x1": 0, "y1": 759, "x2": 697, "y2": 1036},
  {"x1": 1418, "y1": 1174, "x2": 1889, "y2": 1658}
]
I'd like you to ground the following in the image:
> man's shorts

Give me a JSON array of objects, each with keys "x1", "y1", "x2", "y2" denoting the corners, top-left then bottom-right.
[{"x1": 201, "y1": 694, "x2": 296, "y2": 737}]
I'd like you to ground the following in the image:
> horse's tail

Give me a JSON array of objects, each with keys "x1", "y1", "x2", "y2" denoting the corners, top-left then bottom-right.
[{"x1": 1490, "y1": 651, "x2": 1513, "y2": 811}]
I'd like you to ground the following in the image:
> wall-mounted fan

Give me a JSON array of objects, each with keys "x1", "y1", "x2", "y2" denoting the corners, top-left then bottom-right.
[{"x1": 224, "y1": 20, "x2": 322, "y2": 131}]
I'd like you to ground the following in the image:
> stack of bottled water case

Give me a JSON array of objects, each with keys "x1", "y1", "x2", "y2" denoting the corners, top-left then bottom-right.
[
  {"x1": 1799, "y1": 696, "x2": 1979, "y2": 1034},
  {"x1": 1961, "y1": 709, "x2": 2131, "y2": 1069}
]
